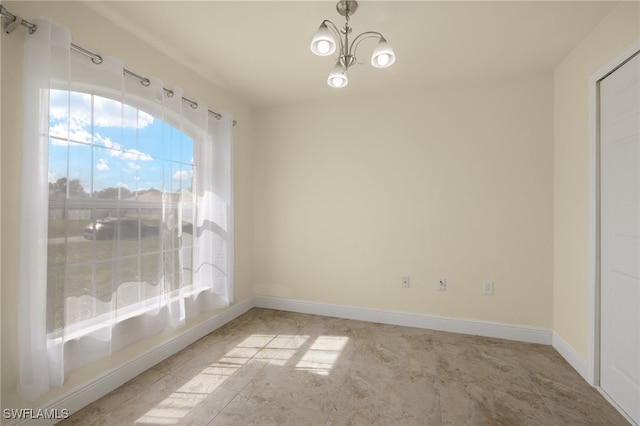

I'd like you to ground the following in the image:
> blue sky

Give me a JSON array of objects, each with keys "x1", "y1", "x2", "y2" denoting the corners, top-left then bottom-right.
[{"x1": 48, "y1": 90, "x2": 194, "y2": 195}]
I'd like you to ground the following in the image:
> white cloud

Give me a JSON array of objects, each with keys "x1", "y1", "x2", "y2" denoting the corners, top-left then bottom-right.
[
  {"x1": 94, "y1": 134, "x2": 122, "y2": 154},
  {"x1": 127, "y1": 161, "x2": 141, "y2": 170},
  {"x1": 96, "y1": 158, "x2": 109, "y2": 171},
  {"x1": 49, "y1": 90, "x2": 154, "y2": 130},
  {"x1": 49, "y1": 116, "x2": 155, "y2": 164},
  {"x1": 48, "y1": 171, "x2": 57, "y2": 183},
  {"x1": 49, "y1": 90, "x2": 88, "y2": 122},
  {"x1": 172, "y1": 170, "x2": 191, "y2": 180},
  {"x1": 122, "y1": 149, "x2": 153, "y2": 161},
  {"x1": 117, "y1": 182, "x2": 129, "y2": 189},
  {"x1": 49, "y1": 120, "x2": 120, "y2": 151}
]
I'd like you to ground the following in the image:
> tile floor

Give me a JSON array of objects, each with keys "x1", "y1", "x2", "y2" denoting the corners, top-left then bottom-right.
[{"x1": 62, "y1": 308, "x2": 629, "y2": 425}]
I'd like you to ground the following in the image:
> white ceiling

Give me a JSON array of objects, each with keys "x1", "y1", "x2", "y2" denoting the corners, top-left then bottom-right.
[{"x1": 85, "y1": 1, "x2": 618, "y2": 108}]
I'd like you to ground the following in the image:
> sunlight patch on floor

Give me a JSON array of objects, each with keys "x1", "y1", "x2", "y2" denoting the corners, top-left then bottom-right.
[
  {"x1": 135, "y1": 333, "x2": 316, "y2": 424},
  {"x1": 295, "y1": 336, "x2": 349, "y2": 376}
]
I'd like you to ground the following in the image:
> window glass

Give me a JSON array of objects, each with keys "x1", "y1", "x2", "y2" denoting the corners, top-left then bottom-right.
[{"x1": 47, "y1": 90, "x2": 195, "y2": 333}]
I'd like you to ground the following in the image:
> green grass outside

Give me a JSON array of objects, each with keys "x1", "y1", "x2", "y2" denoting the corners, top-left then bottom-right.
[
  {"x1": 48, "y1": 218, "x2": 162, "y2": 239},
  {"x1": 48, "y1": 219, "x2": 90, "y2": 238}
]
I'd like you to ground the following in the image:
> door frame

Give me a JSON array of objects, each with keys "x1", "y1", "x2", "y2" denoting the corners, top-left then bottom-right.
[{"x1": 587, "y1": 39, "x2": 640, "y2": 419}]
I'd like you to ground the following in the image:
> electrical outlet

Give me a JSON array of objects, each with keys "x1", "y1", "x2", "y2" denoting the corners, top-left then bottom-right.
[
  {"x1": 437, "y1": 277, "x2": 447, "y2": 291},
  {"x1": 402, "y1": 276, "x2": 410, "y2": 288},
  {"x1": 483, "y1": 281, "x2": 494, "y2": 295}
]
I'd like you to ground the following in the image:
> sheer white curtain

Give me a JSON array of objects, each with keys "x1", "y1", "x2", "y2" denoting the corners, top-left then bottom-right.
[{"x1": 18, "y1": 18, "x2": 233, "y2": 401}]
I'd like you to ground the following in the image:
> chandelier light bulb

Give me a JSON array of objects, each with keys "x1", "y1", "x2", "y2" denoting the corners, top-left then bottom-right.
[
  {"x1": 375, "y1": 53, "x2": 390, "y2": 67},
  {"x1": 331, "y1": 75, "x2": 347, "y2": 87},
  {"x1": 317, "y1": 40, "x2": 332, "y2": 55}
]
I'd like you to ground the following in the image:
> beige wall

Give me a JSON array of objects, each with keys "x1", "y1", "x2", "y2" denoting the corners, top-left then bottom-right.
[
  {"x1": 553, "y1": 1, "x2": 639, "y2": 359},
  {"x1": 0, "y1": 1, "x2": 254, "y2": 410},
  {"x1": 253, "y1": 72, "x2": 554, "y2": 328}
]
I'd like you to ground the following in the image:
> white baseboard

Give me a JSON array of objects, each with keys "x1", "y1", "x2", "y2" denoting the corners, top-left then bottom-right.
[
  {"x1": 9, "y1": 298, "x2": 254, "y2": 426},
  {"x1": 551, "y1": 331, "x2": 588, "y2": 381},
  {"x1": 254, "y1": 296, "x2": 552, "y2": 345}
]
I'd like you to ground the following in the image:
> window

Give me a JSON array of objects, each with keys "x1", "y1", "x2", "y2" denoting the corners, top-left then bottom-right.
[{"x1": 47, "y1": 90, "x2": 196, "y2": 335}]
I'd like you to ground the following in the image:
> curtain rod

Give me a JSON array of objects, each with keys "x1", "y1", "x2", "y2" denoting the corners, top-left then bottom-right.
[{"x1": 1, "y1": 5, "x2": 236, "y2": 126}]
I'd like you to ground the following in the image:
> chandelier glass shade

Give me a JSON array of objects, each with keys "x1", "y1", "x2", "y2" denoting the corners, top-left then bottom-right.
[
  {"x1": 310, "y1": 24, "x2": 337, "y2": 56},
  {"x1": 327, "y1": 63, "x2": 348, "y2": 88},
  {"x1": 371, "y1": 40, "x2": 395, "y2": 68},
  {"x1": 310, "y1": 0, "x2": 395, "y2": 88}
]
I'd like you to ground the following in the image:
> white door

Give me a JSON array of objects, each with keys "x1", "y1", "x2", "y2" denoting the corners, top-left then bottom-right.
[{"x1": 600, "y1": 51, "x2": 640, "y2": 425}]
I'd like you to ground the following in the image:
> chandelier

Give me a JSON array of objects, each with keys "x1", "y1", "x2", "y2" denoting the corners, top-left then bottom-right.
[{"x1": 310, "y1": 0, "x2": 396, "y2": 88}]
